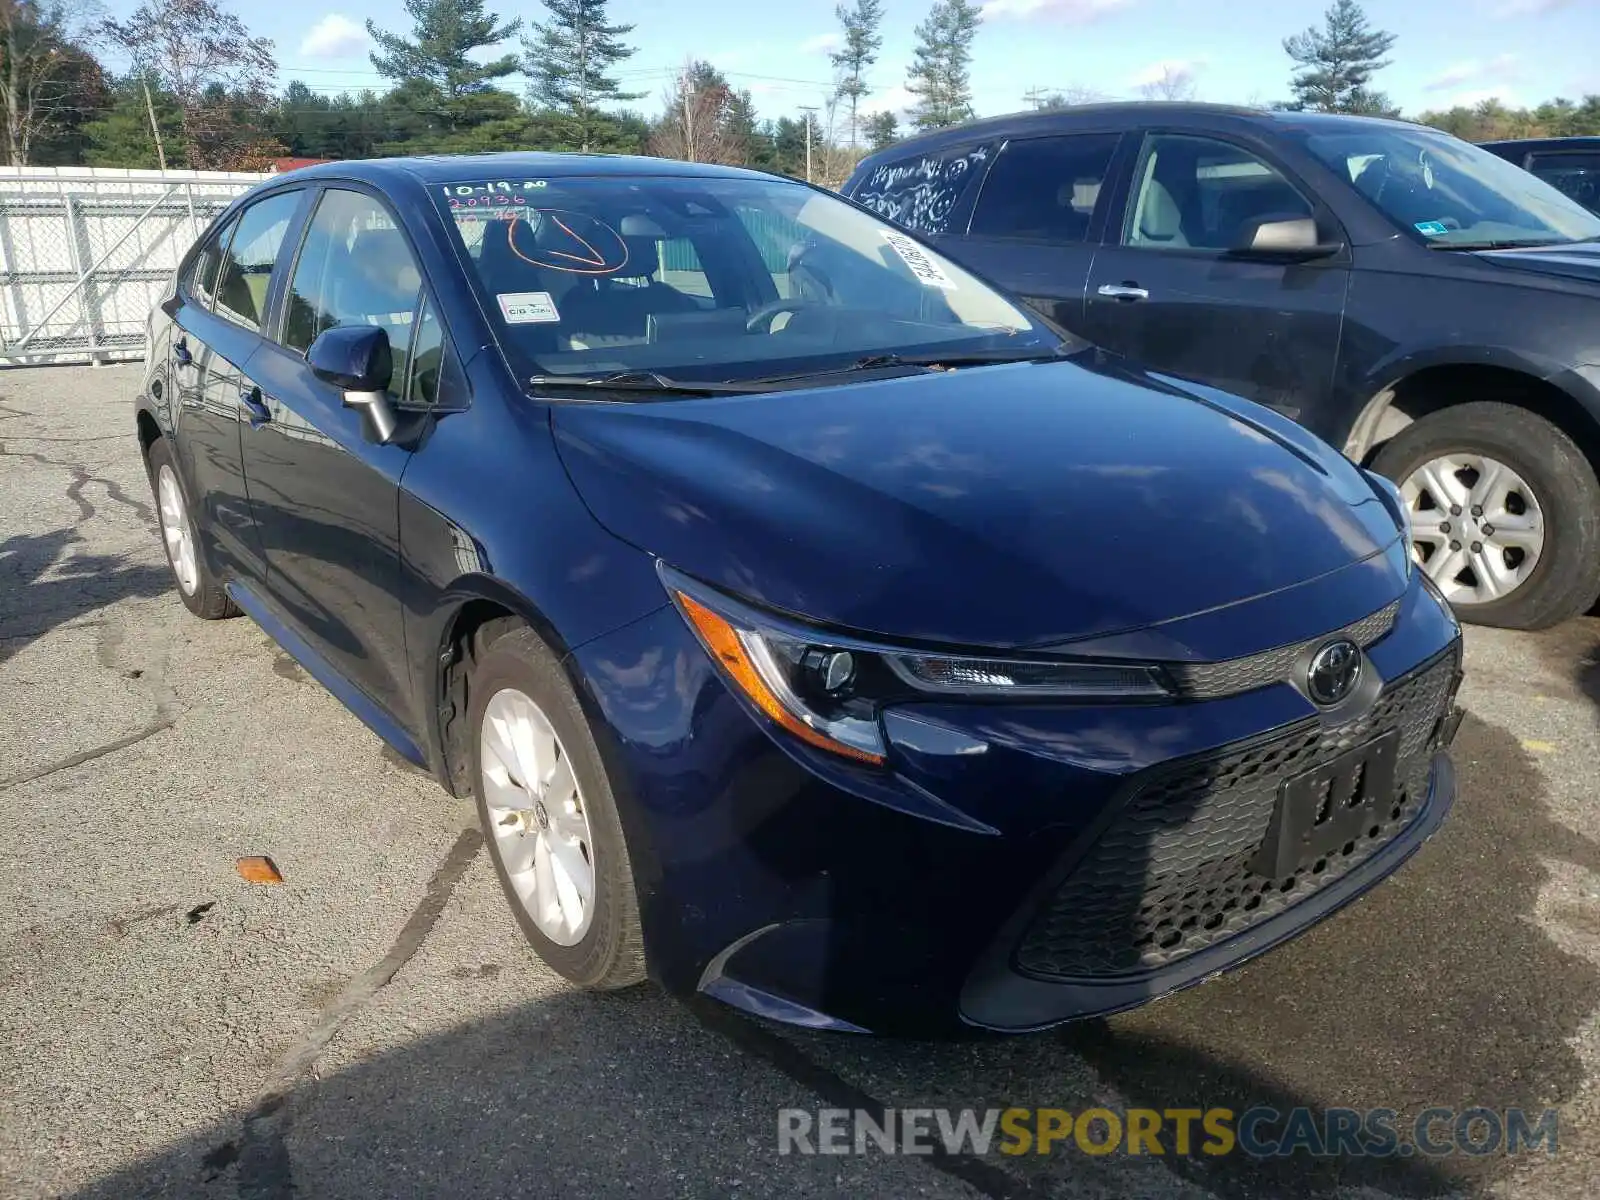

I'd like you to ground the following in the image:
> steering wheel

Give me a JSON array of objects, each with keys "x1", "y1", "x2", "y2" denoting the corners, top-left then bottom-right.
[{"x1": 745, "y1": 299, "x2": 818, "y2": 334}]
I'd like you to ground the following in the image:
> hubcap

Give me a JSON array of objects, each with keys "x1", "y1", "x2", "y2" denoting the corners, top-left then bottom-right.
[
  {"x1": 1401, "y1": 453, "x2": 1544, "y2": 606},
  {"x1": 156, "y1": 465, "x2": 199, "y2": 595},
  {"x1": 480, "y1": 688, "x2": 595, "y2": 946}
]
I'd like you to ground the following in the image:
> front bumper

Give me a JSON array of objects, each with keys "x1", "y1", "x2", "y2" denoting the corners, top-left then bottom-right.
[{"x1": 569, "y1": 573, "x2": 1464, "y2": 1036}]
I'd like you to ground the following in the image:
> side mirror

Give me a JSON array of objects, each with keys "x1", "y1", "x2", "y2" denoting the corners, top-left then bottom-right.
[
  {"x1": 308, "y1": 326, "x2": 398, "y2": 444},
  {"x1": 1232, "y1": 216, "x2": 1343, "y2": 262}
]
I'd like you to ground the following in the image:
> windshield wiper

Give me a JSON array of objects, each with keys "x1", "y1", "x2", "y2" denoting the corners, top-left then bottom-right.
[
  {"x1": 1427, "y1": 238, "x2": 1576, "y2": 251},
  {"x1": 527, "y1": 370, "x2": 763, "y2": 396},
  {"x1": 748, "y1": 346, "x2": 1072, "y2": 386}
]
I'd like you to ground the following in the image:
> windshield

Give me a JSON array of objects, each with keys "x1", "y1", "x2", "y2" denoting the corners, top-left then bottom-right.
[
  {"x1": 1291, "y1": 125, "x2": 1600, "y2": 248},
  {"x1": 434, "y1": 174, "x2": 1058, "y2": 387}
]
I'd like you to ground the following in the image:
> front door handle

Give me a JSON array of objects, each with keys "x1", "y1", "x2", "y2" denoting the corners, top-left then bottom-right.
[
  {"x1": 1097, "y1": 283, "x2": 1150, "y2": 302},
  {"x1": 240, "y1": 386, "x2": 271, "y2": 428},
  {"x1": 173, "y1": 338, "x2": 194, "y2": 368}
]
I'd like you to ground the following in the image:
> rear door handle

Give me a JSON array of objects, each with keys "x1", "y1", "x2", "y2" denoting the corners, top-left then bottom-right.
[
  {"x1": 1097, "y1": 283, "x2": 1150, "y2": 302},
  {"x1": 240, "y1": 385, "x2": 271, "y2": 428}
]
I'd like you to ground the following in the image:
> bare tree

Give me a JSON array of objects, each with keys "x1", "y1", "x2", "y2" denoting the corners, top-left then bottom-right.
[
  {"x1": 648, "y1": 58, "x2": 741, "y2": 165},
  {"x1": 0, "y1": 0, "x2": 100, "y2": 165},
  {"x1": 1025, "y1": 84, "x2": 1107, "y2": 110},
  {"x1": 103, "y1": 0, "x2": 277, "y2": 169},
  {"x1": 1139, "y1": 64, "x2": 1198, "y2": 102}
]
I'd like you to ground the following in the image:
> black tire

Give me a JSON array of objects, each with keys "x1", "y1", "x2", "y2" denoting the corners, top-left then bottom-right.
[
  {"x1": 1372, "y1": 402, "x2": 1600, "y2": 630},
  {"x1": 468, "y1": 625, "x2": 646, "y2": 990},
  {"x1": 144, "y1": 437, "x2": 239, "y2": 621}
]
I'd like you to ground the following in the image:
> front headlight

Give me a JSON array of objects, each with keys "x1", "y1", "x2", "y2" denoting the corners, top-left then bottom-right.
[
  {"x1": 1363, "y1": 468, "x2": 1414, "y2": 574},
  {"x1": 663, "y1": 566, "x2": 1172, "y2": 766}
]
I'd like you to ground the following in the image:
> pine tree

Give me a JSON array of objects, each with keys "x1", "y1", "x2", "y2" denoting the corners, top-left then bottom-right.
[
  {"x1": 1283, "y1": 0, "x2": 1397, "y2": 115},
  {"x1": 905, "y1": 0, "x2": 980, "y2": 132},
  {"x1": 367, "y1": 0, "x2": 521, "y2": 134},
  {"x1": 863, "y1": 110, "x2": 898, "y2": 151},
  {"x1": 522, "y1": 0, "x2": 644, "y2": 152},
  {"x1": 829, "y1": 0, "x2": 883, "y2": 149}
]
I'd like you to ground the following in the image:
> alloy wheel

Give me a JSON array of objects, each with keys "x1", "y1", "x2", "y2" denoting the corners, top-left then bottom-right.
[
  {"x1": 480, "y1": 687, "x2": 596, "y2": 947},
  {"x1": 1401, "y1": 452, "x2": 1545, "y2": 606},
  {"x1": 156, "y1": 464, "x2": 199, "y2": 596}
]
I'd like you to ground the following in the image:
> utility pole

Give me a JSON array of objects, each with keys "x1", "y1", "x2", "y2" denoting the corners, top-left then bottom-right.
[
  {"x1": 681, "y1": 62, "x2": 697, "y2": 163},
  {"x1": 1023, "y1": 86, "x2": 1046, "y2": 111},
  {"x1": 142, "y1": 78, "x2": 167, "y2": 172},
  {"x1": 798, "y1": 105, "x2": 818, "y2": 183}
]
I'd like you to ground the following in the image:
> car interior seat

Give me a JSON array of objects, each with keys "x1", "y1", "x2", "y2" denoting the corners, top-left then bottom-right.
[{"x1": 558, "y1": 217, "x2": 700, "y2": 348}]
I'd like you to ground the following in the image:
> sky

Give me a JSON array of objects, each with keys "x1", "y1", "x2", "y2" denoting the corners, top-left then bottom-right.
[{"x1": 102, "y1": 0, "x2": 1600, "y2": 128}]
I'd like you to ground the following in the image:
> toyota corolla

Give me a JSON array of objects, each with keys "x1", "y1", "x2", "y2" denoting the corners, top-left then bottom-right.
[{"x1": 134, "y1": 153, "x2": 1464, "y2": 1034}]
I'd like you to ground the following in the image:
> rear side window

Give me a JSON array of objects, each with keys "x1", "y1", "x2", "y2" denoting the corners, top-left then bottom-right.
[
  {"x1": 185, "y1": 214, "x2": 238, "y2": 310},
  {"x1": 969, "y1": 133, "x2": 1121, "y2": 242},
  {"x1": 1528, "y1": 153, "x2": 1600, "y2": 214},
  {"x1": 214, "y1": 191, "x2": 302, "y2": 333},
  {"x1": 851, "y1": 143, "x2": 993, "y2": 235},
  {"x1": 283, "y1": 189, "x2": 423, "y2": 403}
]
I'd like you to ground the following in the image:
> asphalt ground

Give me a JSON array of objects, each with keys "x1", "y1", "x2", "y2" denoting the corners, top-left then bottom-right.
[{"x1": 2, "y1": 363, "x2": 1597, "y2": 1200}]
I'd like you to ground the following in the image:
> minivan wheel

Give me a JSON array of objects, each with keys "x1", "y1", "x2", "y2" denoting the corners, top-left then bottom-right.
[
  {"x1": 469, "y1": 625, "x2": 646, "y2": 989},
  {"x1": 1371, "y1": 402, "x2": 1600, "y2": 630},
  {"x1": 144, "y1": 438, "x2": 238, "y2": 620}
]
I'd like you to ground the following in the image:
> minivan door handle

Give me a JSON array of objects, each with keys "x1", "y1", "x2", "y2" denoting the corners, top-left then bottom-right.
[
  {"x1": 240, "y1": 385, "x2": 271, "y2": 429},
  {"x1": 1097, "y1": 283, "x2": 1150, "y2": 302}
]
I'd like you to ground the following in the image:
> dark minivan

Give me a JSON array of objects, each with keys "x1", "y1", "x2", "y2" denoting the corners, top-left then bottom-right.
[
  {"x1": 1482, "y1": 136, "x2": 1600, "y2": 215},
  {"x1": 844, "y1": 104, "x2": 1600, "y2": 630}
]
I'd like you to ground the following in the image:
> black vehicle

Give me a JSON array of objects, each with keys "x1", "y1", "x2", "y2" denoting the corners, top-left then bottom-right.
[
  {"x1": 843, "y1": 104, "x2": 1600, "y2": 630},
  {"x1": 1482, "y1": 136, "x2": 1600, "y2": 215}
]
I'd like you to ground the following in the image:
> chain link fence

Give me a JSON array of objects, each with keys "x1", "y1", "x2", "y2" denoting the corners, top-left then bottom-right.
[{"x1": 0, "y1": 167, "x2": 269, "y2": 365}]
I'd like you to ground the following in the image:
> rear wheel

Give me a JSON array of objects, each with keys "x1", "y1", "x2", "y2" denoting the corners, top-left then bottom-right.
[
  {"x1": 1372, "y1": 402, "x2": 1600, "y2": 629},
  {"x1": 145, "y1": 438, "x2": 237, "y2": 620},
  {"x1": 469, "y1": 625, "x2": 645, "y2": 990}
]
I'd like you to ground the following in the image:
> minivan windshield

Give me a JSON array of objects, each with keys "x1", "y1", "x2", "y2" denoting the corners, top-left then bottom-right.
[
  {"x1": 1291, "y1": 125, "x2": 1600, "y2": 248},
  {"x1": 433, "y1": 174, "x2": 1061, "y2": 389}
]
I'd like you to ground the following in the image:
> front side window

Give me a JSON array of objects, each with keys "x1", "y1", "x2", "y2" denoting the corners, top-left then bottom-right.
[
  {"x1": 1125, "y1": 135, "x2": 1315, "y2": 252},
  {"x1": 1528, "y1": 153, "x2": 1600, "y2": 216},
  {"x1": 850, "y1": 143, "x2": 995, "y2": 235},
  {"x1": 970, "y1": 134, "x2": 1120, "y2": 242},
  {"x1": 186, "y1": 214, "x2": 238, "y2": 311},
  {"x1": 1292, "y1": 126, "x2": 1600, "y2": 248},
  {"x1": 435, "y1": 175, "x2": 1055, "y2": 387},
  {"x1": 284, "y1": 189, "x2": 423, "y2": 402},
  {"x1": 213, "y1": 191, "x2": 301, "y2": 333}
]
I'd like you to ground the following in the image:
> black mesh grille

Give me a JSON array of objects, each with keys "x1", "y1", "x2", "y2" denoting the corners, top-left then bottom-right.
[
  {"x1": 1014, "y1": 648, "x2": 1460, "y2": 981},
  {"x1": 1165, "y1": 600, "x2": 1400, "y2": 700}
]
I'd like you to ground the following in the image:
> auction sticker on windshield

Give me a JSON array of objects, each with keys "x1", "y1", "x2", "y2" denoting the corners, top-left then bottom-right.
[
  {"x1": 1415, "y1": 220, "x2": 1450, "y2": 237},
  {"x1": 882, "y1": 230, "x2": 956, "y2": 289},
  {"x1": 498, "y1": 291, "x2": 562, "y2": 324}
]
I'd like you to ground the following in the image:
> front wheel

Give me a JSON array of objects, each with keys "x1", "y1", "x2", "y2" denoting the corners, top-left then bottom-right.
[
  {"x1": 145, "y1": 437, "x2": 238, "y2": 620},
  {"x1": 469, "y1": 625, "x2": 646, "y2": 990},
  {"x1": 1371, "y1": 402, "x2": 1600, "y2": 630}
]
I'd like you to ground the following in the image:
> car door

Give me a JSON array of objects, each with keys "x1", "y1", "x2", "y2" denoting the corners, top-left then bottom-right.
[
  {"x1": 953, "y1": 131, "x2": 1129, "y2": 331},
  {"x1": 168, "y1": 191, "x2": 304, "y2": 582},
  {"x1": 239, "y1": 186, "x2": 436, "y2": 728},
  {"x1": 1082, "y1": 132, "x2": 1351, "y2": 422}
]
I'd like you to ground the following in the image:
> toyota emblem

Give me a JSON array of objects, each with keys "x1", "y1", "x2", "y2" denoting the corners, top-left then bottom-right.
[{"x1": 1306, "y1": 639, "x2": 1362, "y2": 706}]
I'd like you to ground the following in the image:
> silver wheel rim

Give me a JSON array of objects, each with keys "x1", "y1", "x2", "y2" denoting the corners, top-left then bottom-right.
[
  {"x1": 1401, "y1": 452, "x2": 1545, "y2": 606},
  {"x1": 156, "y1": 464, "x2": 199, "y2": 596},
  {"x1": 480, "y1": 688, "x2": 596, "y2": 946}
]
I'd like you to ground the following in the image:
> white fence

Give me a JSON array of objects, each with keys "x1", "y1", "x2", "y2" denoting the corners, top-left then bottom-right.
[{"x1": 0, "y1": 166, "x2": 269, "y2": 365}]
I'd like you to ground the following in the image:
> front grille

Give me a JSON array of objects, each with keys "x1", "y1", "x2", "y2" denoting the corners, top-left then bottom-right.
[
  {"x1": 1165, "y1": 599, "x2": 1400, "y2": 700},
  {"x1": 1014, "y1": 647, "x2": 1460, "y2": 981}
]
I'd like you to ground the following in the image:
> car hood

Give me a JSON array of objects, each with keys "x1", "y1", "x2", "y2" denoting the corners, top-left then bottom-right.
[
  {"x1": 550, "y1": 358, "x2": 1404, "y2": 651},
  {"x1": 1475, "y1": 239, "x2": 1600, "y2": 285}
]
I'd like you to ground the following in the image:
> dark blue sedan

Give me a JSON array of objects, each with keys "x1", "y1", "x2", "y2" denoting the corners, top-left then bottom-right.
[{"x1": 135, "y1": 152, "x2": 1464, "y2": 1034}]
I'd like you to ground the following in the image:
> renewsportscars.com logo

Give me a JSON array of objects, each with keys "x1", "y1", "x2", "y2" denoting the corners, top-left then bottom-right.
[{"x1": 777, "y1": 1106, "x2": 1559, "y2": 1159}]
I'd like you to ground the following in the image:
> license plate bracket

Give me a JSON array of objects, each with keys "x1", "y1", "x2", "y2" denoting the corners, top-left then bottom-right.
[{"x1": 1252, "y1": 731, "x2": 1401, "y2": 880}]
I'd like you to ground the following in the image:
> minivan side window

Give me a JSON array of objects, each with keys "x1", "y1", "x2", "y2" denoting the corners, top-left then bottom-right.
[
  {"x1": 283, "y1": 189, "x2": 424, "y2": 404},
  {"x1": 213, "y1": 191, "x2": 302, "y2": 333},
  {"x1": 969, "y1": 134, "x2": 1121, "y2": 242},
  {"x1": 851, "y1": 143, "x2": 994, "y2": 235},
  {"x1": 1528, "y1": 153, "x2": 1600, "y2": 214},
  {"x1": 1124, "y1": 134, "x2": 1315, "y2": 252},
  {"x1": 185, "y1": 214, "x2": 238, "y2": 311}
]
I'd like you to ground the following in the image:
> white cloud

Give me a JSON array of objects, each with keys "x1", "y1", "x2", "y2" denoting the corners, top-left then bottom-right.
[
  {"x1": 1490, "y1": 0, "x2": 1573, "y2": 15},
  {"x1": 1130, "y1": 58, "x2": 1205, "y2": 88},
  {"x1": 800, "y1": 33, "x2": 843, "y2": 55},
  {"x1": 870, "y1": 85, "x2": 919, "y2": 117},
  {"x1": 980, "y1": 0, "x2": 1134, "y2": 21},
  {"x1": 1422, "y1": 54, "x2": 1521, "y2": 92},
  {"x1": 299, "y1": 15, "x2": 369, "y2": 60}
]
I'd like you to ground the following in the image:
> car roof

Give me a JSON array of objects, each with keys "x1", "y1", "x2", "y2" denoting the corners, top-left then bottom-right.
[
  {"x1": 1480, "y1": 136, "x2": 1600, "y2": 152},
  {"x1": 271, "y1": 152, "x2": 780, "y2": 188},
  {"x1": 851, "y1": 103, "x2": 1425, "y2": 168}
]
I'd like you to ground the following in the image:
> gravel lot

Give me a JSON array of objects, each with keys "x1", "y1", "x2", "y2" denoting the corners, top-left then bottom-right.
[{"x1": 3, "y1": 364, "x2": 1598, "y2": 1200}]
